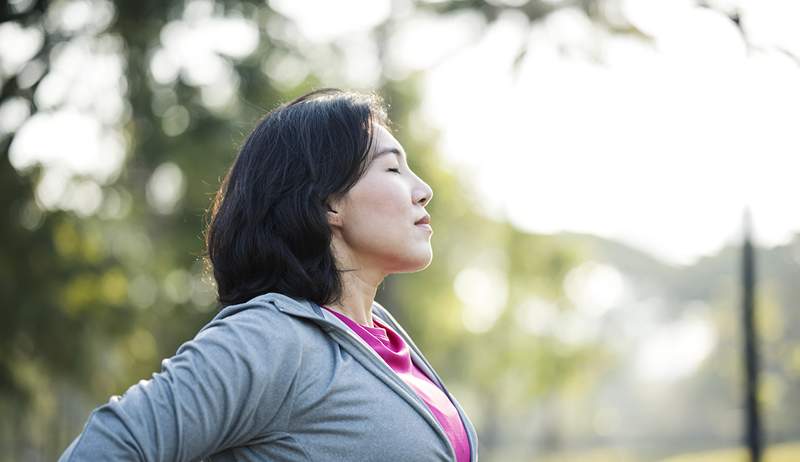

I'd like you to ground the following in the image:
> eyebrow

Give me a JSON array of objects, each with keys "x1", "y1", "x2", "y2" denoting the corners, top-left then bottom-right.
[{"x1": 373, "y1": 147, "x2": 405, "y2": 162}]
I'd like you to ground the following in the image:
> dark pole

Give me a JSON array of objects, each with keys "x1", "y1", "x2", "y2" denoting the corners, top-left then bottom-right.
[{"x1": 741, "y1": 207, "x2": 763, "y2": 461}]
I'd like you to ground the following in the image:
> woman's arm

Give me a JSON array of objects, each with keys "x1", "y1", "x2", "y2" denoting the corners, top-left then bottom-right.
[{"x1": 58, "y1": 304, "x2": 302, "y2": 461}]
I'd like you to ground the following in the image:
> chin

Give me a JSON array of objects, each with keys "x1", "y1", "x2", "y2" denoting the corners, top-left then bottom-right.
[
  {"x1": 405, "y1": 248, "x2": 434, "y2": 272},
  {"x1": 385, "y1": 247, "x2": 433, "y2": 274}
]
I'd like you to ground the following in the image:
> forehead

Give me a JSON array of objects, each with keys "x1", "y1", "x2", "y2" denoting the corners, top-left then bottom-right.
[{"x1": 370, "y1": 124, "x2": 405, "y2": 161}]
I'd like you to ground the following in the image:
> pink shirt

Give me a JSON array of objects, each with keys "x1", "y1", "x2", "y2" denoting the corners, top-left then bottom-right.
[{"x1": 321, "y1": 305, "x2": 471, "y2": 462}]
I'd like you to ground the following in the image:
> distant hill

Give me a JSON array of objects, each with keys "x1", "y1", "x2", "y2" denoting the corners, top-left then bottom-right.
[{"x1": 543, "y1": 230, "x2": 800, "y2": 456}]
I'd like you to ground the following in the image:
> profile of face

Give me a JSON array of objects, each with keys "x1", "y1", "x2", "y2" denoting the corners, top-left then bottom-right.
[{"x1": 327, "y1": 123, "x2": 434, "y2": 277}]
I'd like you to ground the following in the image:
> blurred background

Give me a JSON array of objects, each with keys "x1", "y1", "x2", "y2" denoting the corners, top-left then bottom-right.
[{"x1": 1, "y1": 0, "x2": 799, "y2": 460}]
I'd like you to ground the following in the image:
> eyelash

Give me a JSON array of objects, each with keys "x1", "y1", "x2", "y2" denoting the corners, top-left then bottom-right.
[{"x1": 387, "y1": 168, "x2": 401, "y2": 173}]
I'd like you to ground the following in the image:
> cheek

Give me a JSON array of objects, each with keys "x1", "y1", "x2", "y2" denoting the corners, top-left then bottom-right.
[
  {"x1": 345, "y1": 177, "x2": 409, "y2": 242},
  {"x1": 352, "y1": 176, "x2": 406, "y2": 220}
]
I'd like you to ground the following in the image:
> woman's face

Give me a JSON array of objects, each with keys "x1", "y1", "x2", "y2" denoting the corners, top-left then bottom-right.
[{"x1": 328, "y1": 123, "x2": 434, "y2": 276}]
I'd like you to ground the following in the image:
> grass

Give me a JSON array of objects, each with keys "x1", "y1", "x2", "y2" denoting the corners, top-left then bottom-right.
[
  {"x1": 659, "y1": 442, "x2": 800, "y2": 462},
  {"x1": 527, "y1": 442, "x2": 800, "y2": 462},
  {"x1": 535, "y1": 447, "x2": 639, "y2": 462}
]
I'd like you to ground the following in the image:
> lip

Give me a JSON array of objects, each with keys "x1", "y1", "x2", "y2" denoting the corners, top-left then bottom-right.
[
  {"x1": 414, "y1": 214, "x2": 431, "y2": 225},
  {"x1": 415, "y1": 223, "x2": 433, "y2": 234}
]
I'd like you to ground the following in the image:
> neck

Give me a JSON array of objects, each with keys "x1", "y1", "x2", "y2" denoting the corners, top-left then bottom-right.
[
  {"x1": 327, "y1": 269, "x2": 385, "y2": 327},
  {"x1": 327, "y1": 239, "x2": 385, "y2": 327}
]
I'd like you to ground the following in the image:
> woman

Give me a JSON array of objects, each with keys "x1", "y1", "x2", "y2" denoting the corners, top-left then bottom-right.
[{"x1": 59, "y1": 88, "x2": 478, "y2": 461}]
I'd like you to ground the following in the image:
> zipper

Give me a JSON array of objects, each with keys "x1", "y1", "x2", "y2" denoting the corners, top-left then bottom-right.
[{"x1": 319, "y1": 323, "x2": 459, "y2": 462}]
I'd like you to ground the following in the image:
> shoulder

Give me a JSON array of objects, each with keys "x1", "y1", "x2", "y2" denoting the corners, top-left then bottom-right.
[
  {"x1": 181, "y1": 293, "x2": 306, "y2": 372},
  {"x1": 201, "y1": 293, "x2": 296, "y2": 334}
]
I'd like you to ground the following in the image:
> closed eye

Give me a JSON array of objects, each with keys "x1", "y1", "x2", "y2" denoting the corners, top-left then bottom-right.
[{"x1": 387, "y1": 168, "x2": 400, "y2": 173}]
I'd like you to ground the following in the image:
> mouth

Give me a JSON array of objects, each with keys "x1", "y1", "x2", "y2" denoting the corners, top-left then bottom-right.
[
  {"x1": 414, "y1": 214, "x2": 431, "y2": 225},
  {"x1": 414, "y1": 214, "x2": 433, "y2": 234}
]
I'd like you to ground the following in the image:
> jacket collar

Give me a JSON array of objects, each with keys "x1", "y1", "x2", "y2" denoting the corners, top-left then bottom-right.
[
  {"x1": 250, "y1": 293, "x2": 441, "y2": 386},
  {"x1": 254, "y1": 292, "x2": 390, "y2": 328}
]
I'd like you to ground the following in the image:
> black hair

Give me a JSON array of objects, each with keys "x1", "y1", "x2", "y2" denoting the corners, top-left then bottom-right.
[{"x1": 203, "y1": 88, "x2": 390, "y2": 307}]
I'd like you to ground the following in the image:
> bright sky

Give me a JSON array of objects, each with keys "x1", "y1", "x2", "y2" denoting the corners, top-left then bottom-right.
[{"x1": 419, "y1": 2, "x2": 800, "y2": 266}]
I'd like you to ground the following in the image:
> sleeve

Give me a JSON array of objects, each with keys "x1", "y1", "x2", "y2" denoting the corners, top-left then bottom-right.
[{"x1": 58, "y1": 305, "x2": 303, "y2": 462}]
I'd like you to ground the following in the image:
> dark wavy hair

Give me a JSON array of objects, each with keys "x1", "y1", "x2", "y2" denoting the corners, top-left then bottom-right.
[{"x1": 203, "y1": 88, "x2": 391, "y2": 307}]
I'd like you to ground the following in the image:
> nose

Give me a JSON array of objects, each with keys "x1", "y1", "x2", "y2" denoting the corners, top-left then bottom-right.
[{"x1": 415, "y1": 179, "x2": 433, "y2": 207}]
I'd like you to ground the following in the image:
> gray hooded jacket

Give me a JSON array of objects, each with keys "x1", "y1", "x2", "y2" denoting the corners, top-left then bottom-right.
[{"x1": 58, "y1": 292, "x2": 479, "y2": 461}]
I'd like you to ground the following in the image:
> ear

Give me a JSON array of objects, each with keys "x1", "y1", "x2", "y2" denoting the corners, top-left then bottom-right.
[{"x1": 326, "y1": 199, "x2": 343, "y2": 227}]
